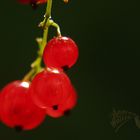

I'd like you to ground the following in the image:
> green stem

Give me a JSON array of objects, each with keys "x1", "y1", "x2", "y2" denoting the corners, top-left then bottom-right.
[
  {"x1": 23, "y1": 0, "x2": 63, "y2": 81},
  {"x1": 39, "y1": 0, "x2": 54, "y2": 56},
  {"x1": 50, "y1": 20, "x2": 61, "y2": 36},
  {"x1": 42, "y1": 0, "x2": 52, "y2": 46},
  {"x1": 46, "y1": 0, "x2": 52, "y2": 19},
  {"x1": 22, "y1": 69, "x2": 35, "y2": 82},
  {"x1": 23, "y1": 0, "x2": 53, "y2": 81}
]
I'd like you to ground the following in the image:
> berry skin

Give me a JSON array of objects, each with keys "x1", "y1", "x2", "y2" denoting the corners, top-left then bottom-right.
[
  {"x1": 45, "y1": 86, "x2": 77, "y2": 118},
  {"x1": 29, "y1": 67, "x2": 77, "y2": 118},
  {"x1": 18, "y1": 0, "x2": 47, "y2": 5},
  {"x1": 0, "y1": 81, "x2": 46, "y2": 130},
  {"x1": 43, "y1": 36, "x2": 79, "y2": 70}
]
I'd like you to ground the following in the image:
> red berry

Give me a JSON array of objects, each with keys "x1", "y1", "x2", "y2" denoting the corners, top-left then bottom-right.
[
  {"x1": 45, "y1": 86, "x2": 77, "y2": 118},
  {"x1": 0, "y1": 81, "x2": 46, "y2": 130},
  {"x1": 43, "y1": 36, "x2": 79, "y2": 69},
  {"x1": 29, "y1": 67, "x2": 77, "y2": 118}
]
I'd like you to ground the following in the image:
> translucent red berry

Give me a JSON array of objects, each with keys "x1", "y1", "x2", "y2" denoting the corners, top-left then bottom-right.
[
  {"x1": 43, "y1": 36, "x2": 79, "y2": 69},
  {"x1": 45, "y1": 86, "x2": 77, "y2": 118},
  {"x1": 0, "y1": 81, "x2": 46, "y2": 130},
  {"x1": 29, "y1": 67, "x2": 77, "y2": 118}
]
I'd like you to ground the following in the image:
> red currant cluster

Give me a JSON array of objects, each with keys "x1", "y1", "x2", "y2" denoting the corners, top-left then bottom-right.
[{"x1": 0, "y1": 0, "x2": 78, "y2": 131}]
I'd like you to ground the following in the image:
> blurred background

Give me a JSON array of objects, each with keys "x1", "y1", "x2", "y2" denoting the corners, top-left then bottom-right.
[{"x1": 1, "y1": 0, "x2": 140, "y2": 139}]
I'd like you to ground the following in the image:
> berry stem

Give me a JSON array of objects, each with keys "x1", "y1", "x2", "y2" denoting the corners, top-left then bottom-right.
[
  {"x1": 41, "y1": 0, "x2": 52, "y2": 48},
  {"x1": 22, "y1": 69, "x2": 35, "y2": 82},
  {"x1": 50, "y1": 20, "x2": 61, "y2": 36},
  {"x1": 46, "y1": 0, "x2": 52, "y2": 19},
  {"x1": 23, "y1": 0, "x2": 62, "y2": 81}
]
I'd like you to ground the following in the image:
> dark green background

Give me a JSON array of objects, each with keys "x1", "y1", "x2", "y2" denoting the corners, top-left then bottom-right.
[{"x1": 0, "y1": 0, "x2": 140, "y2": 139}]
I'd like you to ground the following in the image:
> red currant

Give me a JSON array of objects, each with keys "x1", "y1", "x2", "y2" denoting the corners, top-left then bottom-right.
[
  {"x1": 45, "y1": 86, "x2": 77, "y2": 118},
  {"x1": 43, "y1": 36, "x2": 79, "y2": 70},
  {"x1": 0, "y1": 81, "x2": 46, "y2": 130},
  {"x1": 29, "y1": 67, "x2": 77, "y2": 118}
]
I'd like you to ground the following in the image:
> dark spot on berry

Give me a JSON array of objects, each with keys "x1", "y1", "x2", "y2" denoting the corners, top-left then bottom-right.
[
  {"x1": 15, "y1": 125, "x2": 23, "y2": 132},
  {"x1": 52, "y1": 105, "x2": 58, "y2": 110},
  {"x1": 62, "y1": 65, "x2": 69, "y2": 71},
  {"x1": 64, "y1": 109, "x2": 71, "y2": 116},
  {"x1": 30, "y1": 1, "x2": 38, "y2": 10}
]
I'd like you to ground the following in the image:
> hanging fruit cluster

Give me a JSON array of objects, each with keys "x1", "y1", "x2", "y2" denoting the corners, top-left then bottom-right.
[{"x1": 0, "y1": 0, "x2": 79, "y2": 131}]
